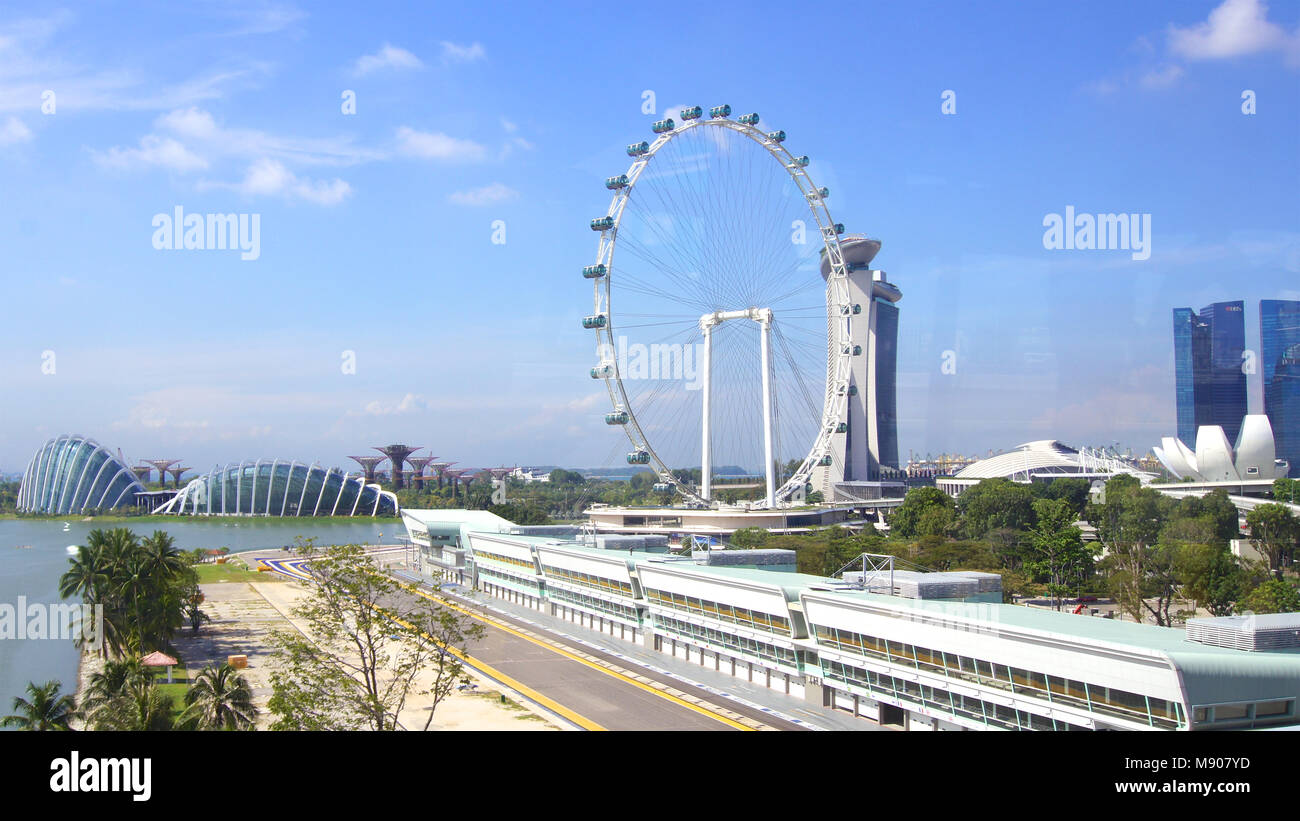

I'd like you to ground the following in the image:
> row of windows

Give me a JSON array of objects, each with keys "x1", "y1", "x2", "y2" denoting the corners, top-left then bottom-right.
[
  {"x1": 645, "y1": 588, "x2": 792, "y2": 636},
  {"x1": 549, "y1": 586, "x2": 642, "y2": 624},
  {"x1": 476, "y1": 550, "x2": 536, "y2": 572},
  {"x1": 479, "y1": 566, "x2": 540, "y2": 591},
  {"x1": 814, "y1": 624, "x2": 1182, "y2": 729},
  {"x1": 822, "y1": 660, "x2": 1089, "y2": 731},
  {"x1": 655, "y1": 614, "x2": 798, "y2": 669},
  {"x1": 542, "y1": 565, "x2": 633, "y2": 598}
]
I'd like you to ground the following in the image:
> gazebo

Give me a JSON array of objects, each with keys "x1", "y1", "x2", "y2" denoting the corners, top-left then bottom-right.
[{"x1": 141, "y1": 650, "x2": 178, "y2": 684}]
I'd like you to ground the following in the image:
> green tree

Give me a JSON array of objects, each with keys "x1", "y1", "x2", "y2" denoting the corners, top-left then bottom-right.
[
  {"x1": 730, "y1": 527, "x2": 769, "y2": 549},
  {"x1": 1044, "y1": 477, "x2": 1091, "y2": 516},
  {"x1": 81, "y1": 658, "x2": 174, "y2": 731},
  {"x1": 181, "y1": 664, "x2": 257, "y2": 731},
  {"x1": 957, "y1": 479, "x2": 1038, "y2": 539},
  {"x1": 269, "y1": 544, "x2": 485, "y2": 731},
  {"x1": 1088, "y1": 475, "x2": 1169, "y2": 623},
  {"x1": 1239, "y1": 578, "x2": 1300, "y2": 614},
  {"x1": 1272, "y1": 478, "x2": 1297, "y2": 504},
  {"x1": 1, "y1": 681, "x2": 77, "y2": 731},
  {"x1": 1174, "y1": 542, "x2": 1243, "y2": 617},
  {"x1": 888, "y1": 487, "x2": 955, "y2": 539},
  {"x1": 1244, "y1": 503, "x2": 1298, "y2": 579},
  {"x1": 1024, "y1": 498, "x2": 1092, "y2": 610}
]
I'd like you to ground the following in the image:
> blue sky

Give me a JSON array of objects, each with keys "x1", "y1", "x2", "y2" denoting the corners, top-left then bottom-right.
[{"x1": 1, "y1": 0, "x2": 1298, "y2": 475}]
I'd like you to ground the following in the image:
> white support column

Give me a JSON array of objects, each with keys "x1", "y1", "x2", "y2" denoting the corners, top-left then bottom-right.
[
  {"x1": 759, "y1": 311, "x2": 775, "y2": 508},
  {"x1": 700, "y1": 320, "x2": 713, "y2": 503}
]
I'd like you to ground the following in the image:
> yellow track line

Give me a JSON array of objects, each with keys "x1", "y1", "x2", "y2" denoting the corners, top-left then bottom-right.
[
  {"x1": 404, "y1": 583, "x2": 755, "y2": 731},
  {"x1": 383, "y1": 606, "x2": 605, "y2": 731}
]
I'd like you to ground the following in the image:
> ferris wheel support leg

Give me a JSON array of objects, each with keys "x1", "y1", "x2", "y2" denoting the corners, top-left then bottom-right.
[
  {"x1": 701, "y1": 323, "x2": 713, "y2": 503},
  {"x1": 761, "y1": 316, "x2": 775, "y2": 508}
]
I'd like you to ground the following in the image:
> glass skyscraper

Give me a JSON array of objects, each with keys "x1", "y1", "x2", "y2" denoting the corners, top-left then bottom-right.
[
  {"x1": 1261, "y1": 299, "x2": 1300, "y2": 477},
  {"x1": 1172, "y1": 301, "x2": 1247, "y2": 446}
]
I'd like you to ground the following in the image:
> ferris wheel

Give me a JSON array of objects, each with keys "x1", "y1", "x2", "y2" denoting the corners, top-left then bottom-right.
[{"x1": 583, "y1": 104, "x2": 855, "y2": 508}]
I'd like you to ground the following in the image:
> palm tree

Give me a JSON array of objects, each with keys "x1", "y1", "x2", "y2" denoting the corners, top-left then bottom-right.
[
  {"x1": 140, "y1": 530, "x2": 187, "y2": 581},
  {"x1": 181, "y1": 664, "x2": 257, "y2": 730},
  {"x1": 2, "y1": 680, "x2": 77, "y2": 730},
  {"x1": 58, "y1": 544, "x2": 107, "y2": 602},
  {"x1": 82, "y1": 658, "x2": 175, "y2": 731}
]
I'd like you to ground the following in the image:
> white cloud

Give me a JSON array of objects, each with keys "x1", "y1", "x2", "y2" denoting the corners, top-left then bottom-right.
[
  {"x1": 216, "y1": 3, "x2": 307, "y2": 36},
  {"x1": 91, "y1": 134, "x2": 209, "y2": 171},
  {"x1": 0, "y1": 12, "x2": 269, "y2": 114},
  {"x1": 204, "y1": 158, "x2": 352, "y2": 205},
  {"x1": 353, "y1": 43, "x2": 424, "y2": 76},
  {"x1": 395, "y1": 126, "x2": 488, "y2": 161},
  {"x1": 1139, "y1": 64, "x2": 1185, "y2": 89},
  {"x1": 156, "y1": 106, "x2": 218, "y2": 139},
  {"x1": 1169, "y1": 0, "x2": 1300, "y2": 61},
  {"x1": 448, "y1": 182, "x2": 519, "y2": 206},
  {"x1": 358, "y1": 393, "x2": 430, "y2": 416},
  {"x1": 0, "y1": 116, "x2": 32, "y2": 145},
  {"x1": 153, "y1": 106, "x2": 383, "y2": 166},
  {"x1": 440, "y1": 41, "x2": 485, "y2": 64}
]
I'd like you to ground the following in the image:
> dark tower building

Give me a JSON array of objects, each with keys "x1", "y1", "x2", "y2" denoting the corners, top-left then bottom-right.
[
  {"x1": 376, "y1": 445, "x2": 420, "y2": 490},
  {"x1": 1262, "y1": 299, "x2": 1300, "y2": 477},
  {"x1": 1172, "y1": 301, "x2": 1247, "y2": 445},
  {"x1": 349, "y1": 456, "x2": 385, "y2": 484}
]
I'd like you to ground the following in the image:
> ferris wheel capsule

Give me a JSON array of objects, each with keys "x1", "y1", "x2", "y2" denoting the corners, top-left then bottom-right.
[
  {"x1": 606, "y1": 174, "x2": 629, "y2": 190},
  {"x1": 605, "y1": 410, "x2": 630, "y2": 425},
  {"x1": 627, "y1": 141, "x2": 650, "y2": 157},
  {"x1": 652, "y1": 118, "x2": 675, "y2": 134},
  {"x1": 582, "y1": 264, "x2": 607, "y2": 279},
  {"x1": 652, "y1": 482, "x2": 672, "y2": 492},
  {"x1": 627, "y1": 450, "x2": 650, "y2": 465},
  {"x1": 766, "y1": 130, "x2": 786, "y2": 143},
  {"x1": 790, "y1": 155, "x2": 810, "y2": 168},
  {"x1": 835, "y1": 422, "x2": 848, "y2": 433},
  {"x1": 582, "y1": 314, "x2": 607, "y2": 329},
  {"x1": 807, "y1": 187, "x2": 829, "y2": 201},
  {"x1": 680, "y1": 106, "x2": 703, "y2": 120},
  {"x1": 709, "y1": 104, "x2": 731, "y2": 118},
  {"x1": 590, "y1": 216, "x2": 615, "y2": 231},
  {"x1": 590, "y1": 363, "x2": 614, "y2": 379},
  {"x1": 738, "y1": 112, "x2": 760, "y2": 125},
  {"x1": 818, "y1": 455, "x2": 833, "y2": 466}
]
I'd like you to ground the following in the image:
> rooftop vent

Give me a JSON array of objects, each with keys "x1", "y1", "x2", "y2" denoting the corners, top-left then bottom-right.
[{"x1": 1186, "y1": 614, "x2": 1300, "y2": 651}]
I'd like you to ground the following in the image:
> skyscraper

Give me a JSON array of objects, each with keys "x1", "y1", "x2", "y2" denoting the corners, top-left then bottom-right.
[
  {"x1": 1172, "y1": 301, "x2": 1247, "y2": 446},
  {"x1": 1261, "y1": 299, "x2": 1300, "y2": 477},
  {"x1": 817, "y1": 235, "x2": 902, "y2": 500}
]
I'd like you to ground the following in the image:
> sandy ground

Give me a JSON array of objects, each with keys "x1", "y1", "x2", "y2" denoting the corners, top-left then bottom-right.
[
  {"x1": 76, "y1": 576, "x2": 561, "y2": 731},
  {"x1": 251, "y1": 579, "x2": 559, "y2": 730}
]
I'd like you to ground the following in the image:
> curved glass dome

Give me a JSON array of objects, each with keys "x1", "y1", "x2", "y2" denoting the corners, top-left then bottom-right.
[
  {"x1": 18, "y1": 434, "x2": 146, "y2": 514},
  {"x1": 157, "y1": 460, "x2": 398, "y2": 517}
]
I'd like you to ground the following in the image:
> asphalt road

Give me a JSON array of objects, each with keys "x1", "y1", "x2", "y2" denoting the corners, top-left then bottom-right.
[{"x1": 251, "y1": 546, "x2": 809, "y2": 731}]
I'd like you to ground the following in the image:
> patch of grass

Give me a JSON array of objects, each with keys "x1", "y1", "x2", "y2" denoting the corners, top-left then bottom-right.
[
  {"x1": 193, "y1": 561, "x2": 284, "y2": 584},
  {"x1": 155, "y1": 668, "x2": 193, "y2": 724}
]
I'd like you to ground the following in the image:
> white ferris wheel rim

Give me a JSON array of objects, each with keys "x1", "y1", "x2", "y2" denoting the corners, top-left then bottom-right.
[{"x1": 589, "y1": 112, "x2": 856, "y2": 508}]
